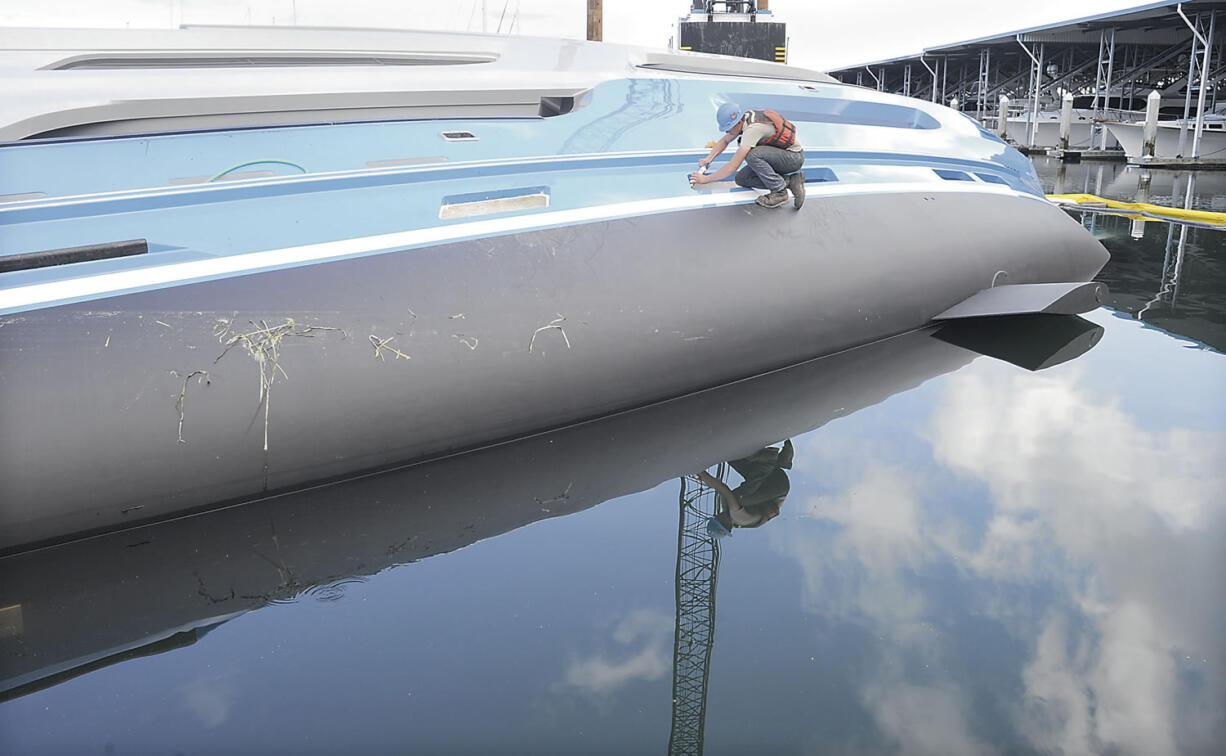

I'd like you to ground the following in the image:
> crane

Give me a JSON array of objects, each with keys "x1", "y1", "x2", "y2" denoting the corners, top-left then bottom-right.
[
  {"x1": 667, "y1": 439, "x2": 794, "y2": 754},
  {"x1": 667, "y1": 464, "x2": 726, "y2": 755}
]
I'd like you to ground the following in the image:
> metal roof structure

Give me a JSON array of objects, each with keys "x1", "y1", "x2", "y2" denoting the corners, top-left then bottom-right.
[
  {"x1": 827, "y1": 1, "x2": 1226, "y2": 158},
  {"x1": 930, "y1": 1, "x2": 1212, "y2": 51},
  {"x1": 835, "y1": 1, "x2": 1220, "y2": 70}
]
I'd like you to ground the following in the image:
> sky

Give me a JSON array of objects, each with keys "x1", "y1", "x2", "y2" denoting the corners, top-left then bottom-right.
[{"x1": 0, "y1": 1, "x2": 1166, "y2": 71}]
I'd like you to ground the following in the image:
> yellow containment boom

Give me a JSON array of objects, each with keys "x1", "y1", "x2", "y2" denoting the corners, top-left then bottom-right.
[{"x1": 1047, "y1": 193, "x2": 1226, "y2": 227}]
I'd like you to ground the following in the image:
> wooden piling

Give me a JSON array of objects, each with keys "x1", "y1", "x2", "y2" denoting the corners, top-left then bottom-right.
[{"x1": 587, "y1": 0, "x2": 602, "y2": 42}]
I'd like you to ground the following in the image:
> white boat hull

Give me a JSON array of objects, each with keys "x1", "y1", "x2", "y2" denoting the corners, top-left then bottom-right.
[
  {"x1": 1105, "y1": 120, "x2": 1226, "y2": 159},
  {"x1": 1005, "y1": 118, "x2": 1117, "y2": 150}
]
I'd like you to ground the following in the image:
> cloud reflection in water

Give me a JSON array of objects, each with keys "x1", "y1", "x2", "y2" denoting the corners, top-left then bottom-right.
[
  {"x1": 777, "y1": 321, "x2": 1225, "y2": 755},
  {"x1": 560, "y1": 609, "x2": 673, "y2": 698}
]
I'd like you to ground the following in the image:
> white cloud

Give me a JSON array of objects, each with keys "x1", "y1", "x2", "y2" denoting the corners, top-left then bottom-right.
[
  {"x1": 559, "y1": 608, "x2": 673, "y2": 696},
  {"x1": 930, "y1": 365, "x2": 1219, "y2": 544},
  {"x1": 788, "y1": 467, "x2": 934, "y2": 632},
  {"x1": 1089, "y1": 602, "x2": 1178, "y2": 754},
  {"x1": 861, "y1": 677, "x2": 998, "y2": 756},
  {"x1": 774, "y1": 350, "x2": 1225, "y2": 755},
  {"x1": 180, "y1": 670, "x2": 239, "y2": 729},
  {"x1": 1015, "y1": 612, "x2": 1097, "y2": 754},
  {"x1": 930, "y1": 362, "x2": 1225, "y2": 755}
]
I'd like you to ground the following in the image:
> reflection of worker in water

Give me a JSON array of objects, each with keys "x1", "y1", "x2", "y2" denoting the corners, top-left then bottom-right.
[{"x1": 696, "y1": 439, "x2": 794, "y2": 537}]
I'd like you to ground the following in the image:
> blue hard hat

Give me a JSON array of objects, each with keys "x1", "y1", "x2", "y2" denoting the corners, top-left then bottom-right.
[
  {"x1": 706, "y1": 516, "x2": 732, "y2": 539},
  {"x1": 716, "y1": 102, "x2": 742, "y2": 132}
]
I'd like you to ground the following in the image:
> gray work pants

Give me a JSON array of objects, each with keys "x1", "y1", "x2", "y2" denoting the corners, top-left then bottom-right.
[{"x1": 735, "y1": 146, "x2": 805, "y2": 192}]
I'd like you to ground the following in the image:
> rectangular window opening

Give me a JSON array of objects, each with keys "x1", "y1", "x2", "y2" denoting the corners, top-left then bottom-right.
[
  {"x1": 934, "y1": 169, "x2": 973, "y2": 182},
  {"x1": 366, "y1": 157, "x2": 449, "y2": 168},
  {"x1": 974, "y1": 173, "x2": 1010, "y2": 186},
  {"x1": 0, "y1": 192, "x2": 47, "y2": 203},
  {"x1": 439, "y1": 186, "x2": 550, "y2": 220},
  {"x1": 806, "y1": 167, "x2": 838, "y2": 183},
  {"x1": 0, "y1": 239, "x2": 148, "y2": 274},
  {"x1": 441, "y1": 131, "x2": 479, "y2": 142},
  {"x1": 716, "y1": 92, "x2": 941, "y2": 130},
  {"x1": 539, "y1": 96, "x2": 575, "y2": 117},
  {"x1": 170, "y1": 171, "x2": 275, "y2": 185}
]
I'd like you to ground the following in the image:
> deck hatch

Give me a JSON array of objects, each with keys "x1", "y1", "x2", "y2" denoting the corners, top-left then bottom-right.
[{"x1": 439, "y1": 187, "x2": 550, "y2": 220}]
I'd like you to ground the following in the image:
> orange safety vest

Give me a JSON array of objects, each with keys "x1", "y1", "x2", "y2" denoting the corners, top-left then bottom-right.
[{"x1": 743, "y1": 109, "x2": 797, "y2": 149}]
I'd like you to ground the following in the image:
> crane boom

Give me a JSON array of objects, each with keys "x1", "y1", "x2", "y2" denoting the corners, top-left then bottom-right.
[{"x1": 667, "y1": 466, "x2": 726, "y2": 755}]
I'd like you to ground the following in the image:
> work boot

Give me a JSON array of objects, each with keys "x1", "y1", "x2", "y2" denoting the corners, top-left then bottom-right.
[
  {"x1": 755, "y1": 189, "x2": 789, "y2": 208},
  {"x1": 787, "y1": 172, "x2": 806, "y2": 209}
]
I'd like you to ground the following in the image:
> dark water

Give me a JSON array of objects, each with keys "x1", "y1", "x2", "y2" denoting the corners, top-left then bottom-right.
[
  {"x1": 1037, "y1": 156, "x2": 1226, "y2": 351},
  {"x1": 2, "y1": 160, "x2": 1224, "y2": 755}
]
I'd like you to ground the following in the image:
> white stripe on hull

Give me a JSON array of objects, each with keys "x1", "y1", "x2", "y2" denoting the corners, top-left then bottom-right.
[{"x1": 0, "y1": 181, "x2": 1034, "y2": 314}]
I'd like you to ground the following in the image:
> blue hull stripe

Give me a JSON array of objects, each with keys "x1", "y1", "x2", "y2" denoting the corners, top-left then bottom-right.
[{"x1": 0, "y1": 148, "x2": 1037, "y2": 222}]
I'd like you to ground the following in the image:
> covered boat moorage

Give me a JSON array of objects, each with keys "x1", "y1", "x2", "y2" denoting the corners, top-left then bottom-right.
[{"x1": 828, "y1": 1, "x2": 1226, "y2": 161}]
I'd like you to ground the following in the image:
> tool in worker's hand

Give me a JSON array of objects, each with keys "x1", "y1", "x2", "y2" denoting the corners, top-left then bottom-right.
[{"x1": 689, "y1": 163, "x2": 708, "y2": 188}]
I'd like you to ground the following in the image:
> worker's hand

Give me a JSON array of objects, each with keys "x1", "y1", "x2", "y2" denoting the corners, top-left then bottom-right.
[
  {"x1": 689, "y1": 171, "x2": 711, "y2": 185},
  {"x1": 697, "y1": 156, "x2": 712, "y2": 168}
]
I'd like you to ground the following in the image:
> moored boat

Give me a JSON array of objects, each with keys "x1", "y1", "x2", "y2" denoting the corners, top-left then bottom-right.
[
  {"x1": 1105, "y1": 116, "x2": 1226, "y2": 159},
  {"x1": 1005, "y1": 109, "x2": 1123, "y2": 149},
  {"x1": 1002, "y1": 95, "x2": 1146, "y2": 149}
]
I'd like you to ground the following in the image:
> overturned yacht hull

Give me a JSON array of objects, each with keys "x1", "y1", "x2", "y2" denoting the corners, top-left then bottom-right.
[{"x1": 0, "y1": 27, "x2": 1109, "y2": 551}]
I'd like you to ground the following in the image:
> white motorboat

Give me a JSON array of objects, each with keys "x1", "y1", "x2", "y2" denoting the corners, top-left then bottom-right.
[{"x1": 1105, "y1": 115, "x2": 1226, "y2": 159}]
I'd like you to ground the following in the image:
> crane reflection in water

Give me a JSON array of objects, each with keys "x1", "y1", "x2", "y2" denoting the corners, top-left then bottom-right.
[{"x1": 668, "y1": 440, "x2": 794, "y2": 756}]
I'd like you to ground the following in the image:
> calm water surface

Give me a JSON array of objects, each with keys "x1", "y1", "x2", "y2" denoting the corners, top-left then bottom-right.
[
  {"x1": 1038, "y1": 156, "x2": 1226, "y2": 350},
  {"x1": 1, "y1": 159, "x2": 1223, "y2": 755}
]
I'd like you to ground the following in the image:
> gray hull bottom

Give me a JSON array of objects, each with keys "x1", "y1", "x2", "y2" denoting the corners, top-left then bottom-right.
[{"x1": 0, "y1": 189, "x2": 1108, "y2": 551}]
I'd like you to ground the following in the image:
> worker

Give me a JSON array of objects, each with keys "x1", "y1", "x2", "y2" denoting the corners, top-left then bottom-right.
[
  {"x1": 690, "y1": 102, "x2": 805, "y2": 209},
  {"x1": 696, "y1": 439, "x2": 794, "y2": 537}
]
